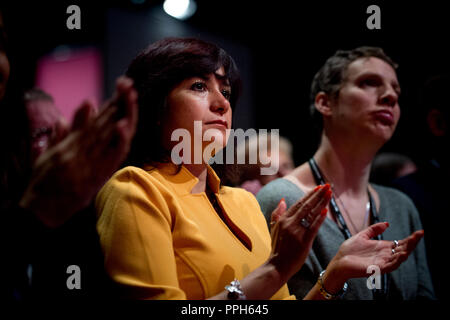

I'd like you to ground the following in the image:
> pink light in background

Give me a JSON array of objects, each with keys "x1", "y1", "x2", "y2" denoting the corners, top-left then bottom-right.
[{"x1": 35, "y1": 46, "x2": 103, "y2": 122}]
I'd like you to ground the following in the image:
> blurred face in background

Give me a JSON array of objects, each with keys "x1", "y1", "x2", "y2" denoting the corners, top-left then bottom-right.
[
  {"x1": 26, "y1": 98, "x2": 62, "y2": 163},
  {"x1": 259, "y1": 149, "x2": 295, "y2": 185},
  {"x1": 0, "y1": 13, "x2": 10, "y2": 102},
  {"x1": 0, "y1": 50, "x2": 9, "y2": 101}
]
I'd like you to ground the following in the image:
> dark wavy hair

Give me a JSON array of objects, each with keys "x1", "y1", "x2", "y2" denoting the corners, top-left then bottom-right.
[
  {"x1": 124, "y1": 37, "x2": 242, "y2": 182},
  {"x1": 310, "y1": 46, "x2": 398, "y2": 132}
]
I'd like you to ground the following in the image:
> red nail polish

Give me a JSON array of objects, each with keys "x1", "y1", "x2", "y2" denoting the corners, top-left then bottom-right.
[
  {"x1": 321, "y1": 208, "x2": 328, "y2": 216},
  {"x1": 314, "y1": 185, "x2": 321, "y2": 192}
]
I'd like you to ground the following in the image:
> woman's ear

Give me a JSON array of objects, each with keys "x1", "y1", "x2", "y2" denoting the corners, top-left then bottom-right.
[
  {"x1": 314, "y1": 92, "x2": 333, "y2": 117},
  {"x1": 427, "y1": 108, "x2": 447, "y2": 137}
]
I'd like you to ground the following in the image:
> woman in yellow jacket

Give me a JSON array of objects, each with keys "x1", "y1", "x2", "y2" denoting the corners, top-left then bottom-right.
[{"x1": 95, "y1": 37, "x2": 424, "y2": 300}]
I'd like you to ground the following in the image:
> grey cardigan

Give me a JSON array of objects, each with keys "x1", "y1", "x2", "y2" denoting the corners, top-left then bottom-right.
[{"x1": 256, "y1": 178, "x2": 435, "y2": 300}]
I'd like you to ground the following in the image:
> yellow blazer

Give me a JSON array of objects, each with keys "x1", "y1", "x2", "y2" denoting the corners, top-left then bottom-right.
[{"x1": 95, "y1": 164, "x2": 293, "y2": 300}]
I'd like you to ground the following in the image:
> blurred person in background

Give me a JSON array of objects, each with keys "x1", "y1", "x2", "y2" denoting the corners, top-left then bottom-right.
[
  {"x1": 393, "y1": 75, "x2": 450, "y2": 300},
  {"x1": 24, "y1": 88, "x2": 64, "y2": 164},
  {"x1": 0, "y1": 6, "x2": 139, "y2": 299},
  {"x1": 370, "y1": 152, "x2": 417, "y2": 186},
  {"x1": 237, "y1": 133, "x2": 295, "y2": 195}
]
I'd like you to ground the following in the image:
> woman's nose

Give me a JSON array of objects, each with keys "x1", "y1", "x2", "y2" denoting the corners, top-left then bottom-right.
[
  {"x1": 210, "y1": 90, "x2": 230, "y2": 114},
  {"x1": 379, "y1": 85, "x2": 398, "y2": 107}
]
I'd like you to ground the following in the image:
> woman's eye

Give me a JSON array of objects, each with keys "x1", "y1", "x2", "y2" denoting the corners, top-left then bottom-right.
[
  {"x1": 360, "y1": 77, "x2": 380, "y2": 87},
  {"x1": 191, "y1": 82, "x2": 206, "y2": 91},
  {"x1": 221, "y1": 89, "x2": 231, "y2": 100}
]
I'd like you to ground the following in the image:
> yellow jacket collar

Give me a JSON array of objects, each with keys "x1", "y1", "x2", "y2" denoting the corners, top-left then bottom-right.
[{"x1": 148, "y1": 163, "x2": 221, "y2": 195}]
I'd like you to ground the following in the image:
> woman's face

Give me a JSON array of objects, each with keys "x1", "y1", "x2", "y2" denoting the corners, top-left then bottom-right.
[
  {"x1": 328, "y1": 57, "x2": 401, "y2": 143},
  {"x1": 161, "y1": 67, "x2": 232, "y2": 163}
]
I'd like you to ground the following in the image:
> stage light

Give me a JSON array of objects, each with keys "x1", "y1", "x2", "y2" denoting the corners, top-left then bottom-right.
[{"x1": 163, "y1": 0, "x2": 197, "y2": 20}]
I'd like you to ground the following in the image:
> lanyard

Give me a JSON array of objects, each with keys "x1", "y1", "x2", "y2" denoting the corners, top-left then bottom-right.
[{"x1": 308, "y1": 158, "x2": 388, "y2": 298}]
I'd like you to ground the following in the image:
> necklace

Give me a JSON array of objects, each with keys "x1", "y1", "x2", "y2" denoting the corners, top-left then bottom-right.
[
  {"x1": 334, "y1": 191, "x2": 371, "y2": 234},
  {"x1": 308, "y1": 158, "x2": 380, "y2": 239},
  {"x1": 320, "y1": 171, "x2": 371, "y2": 235},
  {"x1": 308, "y1": 157, "x2": 387, "y2": 299}
]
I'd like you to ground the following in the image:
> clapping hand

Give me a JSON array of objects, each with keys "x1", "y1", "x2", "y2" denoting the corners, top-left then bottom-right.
[
  {"x1": 319, "y1": 222, "x2": 425, "y2": 294},
  {"x1": 268, "y1": 184, "x2": 332, "y2": 281},
  {"x1": 19, "y1": 76, "x2": 138, "y2": 227}
]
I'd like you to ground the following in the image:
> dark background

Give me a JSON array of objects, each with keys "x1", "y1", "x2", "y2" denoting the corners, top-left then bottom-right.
[{"x1": 2, "y1": 0, "x2": 449, "y2": 166}]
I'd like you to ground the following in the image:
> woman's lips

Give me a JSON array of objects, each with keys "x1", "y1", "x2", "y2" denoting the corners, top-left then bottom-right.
[
  {"x1": 373, "y1": 110, "x2": 394, "y2": 125},
  {"x1": 205, "y1": 120, "x2": 228, "y2": 129}
]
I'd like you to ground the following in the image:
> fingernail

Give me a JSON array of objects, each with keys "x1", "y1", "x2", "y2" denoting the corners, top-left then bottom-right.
[
  {"x1": 321, "y1": 208, "x2": 328, "y2": 216},
  {"x1": 278, "y1": 198, "x2": 285, "y2": 206},
  {"x1": 325, "y1": 189, "x2": 332, "y2": 198},
  {"x1": 314, "y1": 185, "x2": 321, "y2": 192}
]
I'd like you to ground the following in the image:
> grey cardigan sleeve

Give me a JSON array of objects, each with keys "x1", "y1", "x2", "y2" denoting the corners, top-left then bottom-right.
[
  {"x1": 377, "y1": 185, "x2": 436, "y2": 300},
  {"x1": 410, "y1": 202, "x2": 436, "y2": 299},
  {"x1": 256, "y1": 178, "x2": 305, "y2": 226}
]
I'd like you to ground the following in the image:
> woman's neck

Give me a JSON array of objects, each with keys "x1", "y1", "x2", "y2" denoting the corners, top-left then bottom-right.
[
  {"x1": 184, "y1": 163, "x2": 208, "y2": 194},
  {"x1": 314, "y1": 131, "x2": 378, "y2": 198}
]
